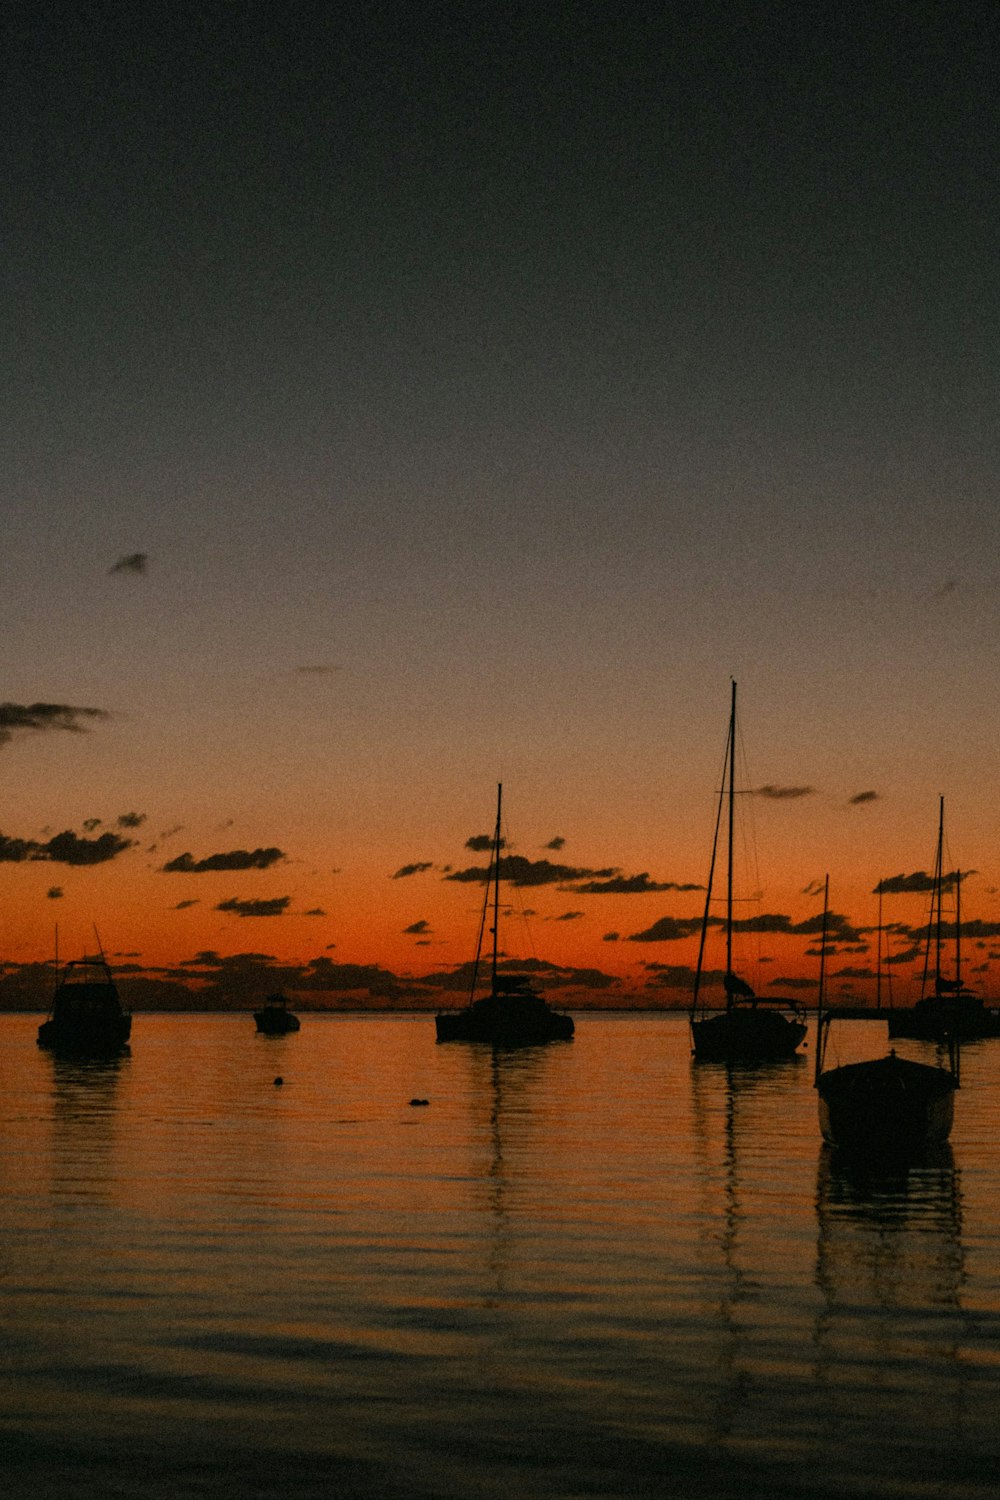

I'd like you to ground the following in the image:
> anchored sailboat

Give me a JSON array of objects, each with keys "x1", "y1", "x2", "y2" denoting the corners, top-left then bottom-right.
[
  {"x1": 435, "y1": 784, "x2": 574, "y2": 1046},
  {"x1": 689, "y1": 682, "x2": 807, "y2": 1061},
  {"x1": 887, "y1": 797, "x2": 1000, "y2": 1041},
  {"x1": 816, "y1": 874, "x2": 959, "y2": 1156}
]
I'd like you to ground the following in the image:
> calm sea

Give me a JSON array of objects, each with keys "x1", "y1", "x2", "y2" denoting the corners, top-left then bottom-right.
[{"x1": 1, "y1": 1013, "x2": 998, "y2": 1499}]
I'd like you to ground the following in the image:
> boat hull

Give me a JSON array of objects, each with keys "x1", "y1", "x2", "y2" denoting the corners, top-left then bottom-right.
[
  {"x1": 37, "y1": 1004, "x2": 131, "y2": 1057},
  {"x1": 690, "y1": 1007, "x2": 806, "y2": 1061},
  {"x1": 254, "y1": 1009, "x2": 301, "y2": 1034},
  {"x1": 887, "y1": 996, "x2": 1000, "y2": 1042},
  {"x1": 817, "y1": 1054, "x2": 956, "y2": 1155},
  {"x1": 435, "y1": 992, "x2": 574, "y2": 1046}
]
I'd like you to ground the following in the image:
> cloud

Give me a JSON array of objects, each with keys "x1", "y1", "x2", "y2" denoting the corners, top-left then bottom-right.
[
  {"x1": 41, "y1": 830, "x2": 135, "y2": 865},
  {"x1": 392, "y1": 861, "x2": 433, "y2": 879},
  {"x1": 934, "y1": 577, "x2": 958, "y2": 598},
  {"x1": 875, "y1": 870, "x2": 960, "y2": 895},
  {"x1": 849, "y1": 790, "x2": 879, "y2": 805},
  {"x1": 801, "y1": 879, "x2": 825, "y2": 896},
  {"x1": 831, "y1": 966, "x2": 876, "y2": 979},
  {"x1": 117, "y1": 811, "x2": 146, "y2": 828},
  {"x1": 162, "y1": 847, "x2": 285, "y2": 873},
  {"x1": 0, "y1": 834, "x2": 36, "y2": 862},
  {"x1": 554, "y1": 910, "x2": 584, "y2": 921},
  {"x1": 295, "y1": 664, "x2": 339, "y2": 675},
  {"x1": 421, "y1": 956, "x2": 619, "y2": 993},
  {"x1": 627, "y1": 915, "x2": 705, "y2": 942},
  {"x1": 47, "y1": 886, "x2": 63, "y2": 899},
  {"x1": 566, "y1": 872, "x2": 702, "y2": 895},
  {"x1": 465, "y1": 834, "x2": 507, "y2": 852},
  {"x1": 215, "y1": 896, "x2": 291, "y2": 917},
  {"x1": 404, "y1": 919, "x2": 431, "y2": 935},
  {"x1": 628, "y1": 909, "x2": 862, "y2": 944},
  {"x1": 753, "y1": 784, "x2": 815, "y2": 800},
  {"x1": 174, "y1": 899, "x2": 200, "y2": 910},
  {"x1": 304, "y1": 907, "x2": 326, "y2": 916},
  {"x1": 82, "y1": 817, "x2": 102, "y2": 831},
  {"x1": 768, "y1": 976, "x2": 815, "y2": 990},
  {"x1": 447, "y1": 856, "x2": 618, "y2": 888},
  {"x1": 545, "y1": 836, "x2": 566, "y2": 850},
  {"x1": 109, "y1": 552, "x2": 148, "y2": 574},
  {"x1": 602, "y1": 932, "x2": 620, "y2": 942},
  {"x1": 0, "y1": 702, "x2": 109, "y2": 747}
]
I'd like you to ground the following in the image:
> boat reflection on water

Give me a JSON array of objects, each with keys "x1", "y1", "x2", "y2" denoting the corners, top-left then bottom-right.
[
  {"x1": 462, "y1": 1042, "x2": 556, "y2": 1303},
  {"x1": 689, "y1": 1057, "x2": 811, "y2": 1446},
  {"x1": 47, "y1": 1052, "x2": 130, "y2": 1205},
  {"x1": 813, "y1": 1144, "x2": 970, "y2": 1477}
]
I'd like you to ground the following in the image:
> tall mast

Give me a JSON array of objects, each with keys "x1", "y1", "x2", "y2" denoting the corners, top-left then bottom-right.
[
  {"x1": 726, "y1": 678, "x2": 736, "y2": 1010},
  {"x1": 955, "y1": 866, "x2": 962, "y2": 993},
  {"x1": 491, "y1": 781, "x2": 502, "y2": 992},
  {"x1": 934, "y1": 795, "x2": 944, "y2": 994},
  {"x1": 875, "y1": 883, "x2": 883, "y2": 1010},
  {"x1": 814, "y1": 874, "x2": 829, "y2": 1087}
]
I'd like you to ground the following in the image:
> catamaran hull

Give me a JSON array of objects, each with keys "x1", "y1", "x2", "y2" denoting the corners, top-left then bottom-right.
[
  {"x1": 690, "y1": 1010, "x2": 806, "y2": 1061},
  {"x1": 818, "y1": 1055, "x2": 956, "y2": 1154}
]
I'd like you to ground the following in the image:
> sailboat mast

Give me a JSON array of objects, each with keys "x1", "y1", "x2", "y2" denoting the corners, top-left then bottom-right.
[
  {"x1": 934, "y1": 795, "x2": 944, "y2": 994},
  {"x1": 491, "y1": 781, "x2": 502, "y2": 992},
  {"x1": 955, "y1": 867, "x2": 962, "y2": 992},
  {"x1": 726, "y1": 679, "x2": 736, "y2": 1010},
  {"x1": 875, "y1": 883, "x2": 883, "y2": 1010},
  {"x1": 814, "y1": 874, "x2": 829, "y2": 1087}
]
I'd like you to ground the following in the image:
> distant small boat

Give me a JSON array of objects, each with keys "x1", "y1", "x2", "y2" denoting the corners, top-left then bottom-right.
[
  {"x1": 815, "y1": 875, "x2": 959, "y2": 1156},
  {"x1": 253, "y1": 995, "x2": 301, "y2": 1034},
  {"x1": 37, "y1": 957, "x2": 131, "y2": 1056},
  {"x1": 689, "y1": 682, "x2": 807, "y2": 1062},
  {"x1": 435, "y1": 784, "x2": 574, "y2": 1046},
  {"x1": 887, "y1": 799, "x2": 1000, "y2": 1042}
]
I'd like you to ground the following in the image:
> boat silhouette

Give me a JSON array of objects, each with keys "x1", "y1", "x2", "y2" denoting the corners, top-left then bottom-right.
[
  {"x1": 435, "y1": 784, "x2": 574, "y2": 1046},
  {"x1": 689, "y1": 682, "x2": 807, "y2": 1061}
]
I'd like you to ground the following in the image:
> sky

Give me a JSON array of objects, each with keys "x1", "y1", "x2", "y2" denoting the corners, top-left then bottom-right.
[{"x1": 3, "y1": 1, "x2": 1000, "y2": 1007}]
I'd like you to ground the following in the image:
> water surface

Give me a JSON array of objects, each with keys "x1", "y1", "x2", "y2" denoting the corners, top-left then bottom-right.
[{"x1": 2, "y1": 1013, "x2": 998, "y2": 1498}]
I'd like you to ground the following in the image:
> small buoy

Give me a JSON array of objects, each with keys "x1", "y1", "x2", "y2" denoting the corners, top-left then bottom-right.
[
  {"x1": 409, "y1": 1097, "x2": 429, "y2": 1107},
  {"x1": 274, "y1": 1076, "x2": 284, "y2": 1086}
]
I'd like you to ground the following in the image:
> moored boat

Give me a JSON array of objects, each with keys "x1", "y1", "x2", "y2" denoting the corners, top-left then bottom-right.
[
  {"x1": 815, "y1": 876, "x2": 959, "y2": 1157},
  {"x1": 885, "y1": 802, "x2": 1000, "y2": 1041},
  {"x1": 253, "y1": 994, "x2": 301, "y2": 1034},
  {"x1": 37, "y1": 956, "x2": 132, "y2": 1056},
  {"x1": 689, "y1": 682, "x2": 806, "y2": 1062},
  {"x1": 434, "y1": 784, "x2": 574, "y2": 1046}
]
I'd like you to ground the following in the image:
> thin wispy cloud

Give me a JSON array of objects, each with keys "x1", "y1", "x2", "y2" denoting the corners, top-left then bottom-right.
[
  {"x1": 404, "y1": 919, "x2": 431, "y2": 935},
  {"x1": 0, "y1": 702, "x2": 109, "y2": 747},
  {"x1": 392, "y1": 861, "x2": 433, "y2": 879},
  {"x1": 545, "y1": 836, "x2": 566, "y2": 850},
  {"x1": 215, "y1": 896, "x2": 291, "y2": 918},
  {"x1": 849, "y1": 790, "x2": 879, "y2": 806},
  {"x1": 447, "y1": 856, "x2": 617, "y2": 888},
  {"x1": 162, "y1": 848, "x2": 285, "y2": 873},
  {"x1": 109, "y1": 552, "x2": 148, "y2": 574},
  {"x1": 753, "y1": 784, "x2": 815, "y2": 800},
  {"x1": 566, "y1": 872, "x2": 702, "y2": 895}
]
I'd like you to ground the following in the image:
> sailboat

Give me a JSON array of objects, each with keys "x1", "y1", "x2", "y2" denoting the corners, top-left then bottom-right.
[
  {"x1": 815, "y1": 875, "x2": 959, "y2": 1155},
  {"x1": 887, "y1": 798, "x2": 1000, "y2": 1041},
  {"x1": 37, "y1": 953, "x2": 132, "y2": 1056},
  {"x1": 689, "y1": 682, "x2": 807, "y2": 1061},
  {"x1": 434, "y1": 784, "x2": 575, "y2": 1046}
]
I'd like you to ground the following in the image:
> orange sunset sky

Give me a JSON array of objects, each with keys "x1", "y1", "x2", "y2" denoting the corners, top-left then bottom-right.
[{"x1": 4, "y1": 7, "x2": 999, "y2": 1007}]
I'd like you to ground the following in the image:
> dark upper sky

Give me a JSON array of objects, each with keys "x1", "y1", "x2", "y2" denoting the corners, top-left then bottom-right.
[{"x1": 3, "y1": 1, "x2": 999, "y2": 980}]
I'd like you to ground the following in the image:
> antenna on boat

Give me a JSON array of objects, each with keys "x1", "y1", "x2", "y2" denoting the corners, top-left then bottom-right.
[{"x1": 814, "y1": 874, "x2": 829, "y2": 1087}]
